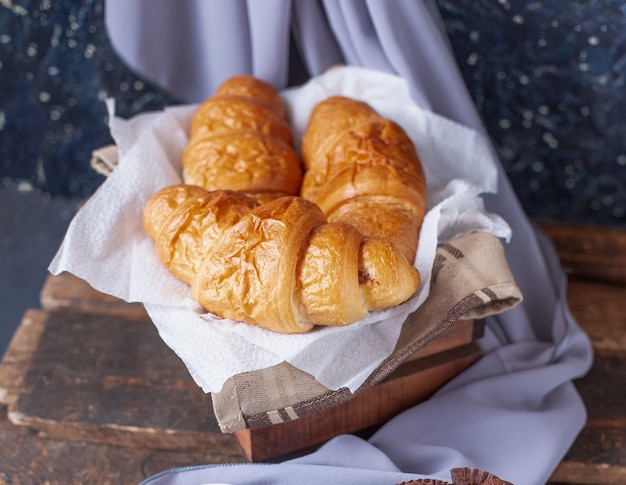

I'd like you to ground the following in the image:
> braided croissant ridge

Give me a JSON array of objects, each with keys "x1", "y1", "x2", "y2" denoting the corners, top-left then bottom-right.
[
  {"x1": 182, "y1": 74, "x2": 303, "y2": 202},
  {"x1": 143, "y1": 75, "x2": 427, "y2": 334}
]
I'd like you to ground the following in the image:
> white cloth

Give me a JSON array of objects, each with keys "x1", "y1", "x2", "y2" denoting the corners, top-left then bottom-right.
[{"x1": 103, "y1": 1, "x2": 594, "y2": 484}]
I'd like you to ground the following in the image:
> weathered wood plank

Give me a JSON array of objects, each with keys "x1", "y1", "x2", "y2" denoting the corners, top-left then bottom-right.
[
  {"x1": 550, "y1": 350, "x2": 626, "y2": 484},
  {"x1": 536, "y1": 220, "x2": 626, "y2": 284},
  {"x1": 572, "y1": 349, "x2": 626, "y2": 427},
  {"x1": 566, "y1": 278, "x2": 626, "y2": 352},
  {"x1": 0, "y1": 404, "x2": 241, "y2": 485},
  {"x1": 0, "y1": 309, "x2": 243, "y2": 457},
  {"x1": 0, "y1": 309, "x2": 47, "y2": 408},
  {"x1": 548, "y1": 251, "x2": 626, "y2": 484},
  {"x1": 1, "y1": 308, "x2": 481, "y2": 463},
  {"x1": 236, "y1": 343, "x2": 482, "y2": 461},
  {"x1": 40, "y1": 271, "x2": 147, "y2": 319}
]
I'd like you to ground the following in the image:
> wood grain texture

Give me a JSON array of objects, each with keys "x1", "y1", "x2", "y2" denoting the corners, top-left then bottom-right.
[
  {"x1": 549, "y1": 351, "x2": 626, "y2": 484},
  {"x1": 566, "y1": 278, "x2": 626, "y2": 352},
  {"x1": 536, "y1": 220, "x2": 626, "y2": 284},
  {"x1": 40, "y1": 271, "x2": 147, "y2": 319},
  {"x1": 3, "y1": 275, "x2": 486, "y2": 467},
  {"x1": 0, "y1": 309, "x2": 243, "y2": 458},
  {"x1": 236, "y1": 343, "x2": 482, "y2": 461},
  {"x1": 547, "y1": 246, "x2": 626, "y2": 484},
  {"x1": 0, "y1": 404, "x2": 242, "y2": 485}
]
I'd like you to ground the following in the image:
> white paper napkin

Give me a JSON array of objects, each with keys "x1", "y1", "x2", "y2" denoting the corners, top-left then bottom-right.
[{"x1": 49, "y1": 66, "x2": 510, "y2": 393}]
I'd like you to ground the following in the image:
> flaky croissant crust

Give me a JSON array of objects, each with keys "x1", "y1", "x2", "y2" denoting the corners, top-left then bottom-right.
[
  {"x1": 144, "y1": 185, "x2": 420, "y2": 333},
  {"x1": 182, "y1": 75, "x2": 302, "y2": 199},
  {"x1": 301, "y1": 96, "x2": 427, "y2": 264},
  {"x1": 143, "y1": 76, "x2": 427, "y2": 333}
]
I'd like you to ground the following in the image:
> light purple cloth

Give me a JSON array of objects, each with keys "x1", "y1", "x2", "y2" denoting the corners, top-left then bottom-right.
[{"x1": 105, "y1": 2, "x2": 593, "y2": 484}]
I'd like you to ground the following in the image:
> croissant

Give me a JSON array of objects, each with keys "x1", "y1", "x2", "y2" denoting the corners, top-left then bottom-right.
[
  {"x1": 182, "y1": 74, "x2": 302, "y2": 199},
  {"x1": 143, "y1": 184, "x2": 420, "y2": 334},
  {"x1": 300, "y1": 96, "x2": 427, "y2": 264}
]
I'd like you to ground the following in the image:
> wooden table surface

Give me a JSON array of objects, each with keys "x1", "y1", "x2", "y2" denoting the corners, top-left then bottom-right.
[{"x1": 0, "y1": 220, "x2": 624, "y2": 485}]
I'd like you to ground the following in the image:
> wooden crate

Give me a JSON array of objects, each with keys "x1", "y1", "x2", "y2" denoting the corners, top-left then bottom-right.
[
  {"x1": 235, "y1": 319, "x2": 482, "y2": 461},
  {"x1": 2, "y1": 273, "x2": 481, "y2": 464}
]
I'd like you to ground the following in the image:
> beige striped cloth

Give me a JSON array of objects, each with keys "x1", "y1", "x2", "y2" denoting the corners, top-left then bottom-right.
[{"x1": 212, "y1": 231, "x2": 522, "y2": 432}]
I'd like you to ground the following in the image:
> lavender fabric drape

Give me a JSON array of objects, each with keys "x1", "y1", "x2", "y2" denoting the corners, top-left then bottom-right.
[{"x1": 104, "y1": 1, "x2": 593, "y2": 484}]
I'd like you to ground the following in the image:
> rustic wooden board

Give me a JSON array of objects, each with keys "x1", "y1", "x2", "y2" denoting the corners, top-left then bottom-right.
[
  {"x1": 549, "y1": 350, "x2": 626, "y2": 485},
  {"x1": 0, "y1": 404, "x2": 241, "y2": 485},
  {"x1": 547, "y1": 257, "x2": 626, "y2": 484},
  {"x1": 566, "y1": 278, "x2": 626, "y2": 352},
  {"x1": 40, "y1": 271, "x2": 147, "y2": 319},
  {"x1": 1, "y1": 273, "x2": 484, "y2": 469},
  {"x1": 0, "y1": 308, "x2": 481, "y2": 463},
  {"x1": 34, "y1": 274, "x2": 484, "y2": 459},
  {"x1": 536, "y1": 220, "x2": 626, "y2": 284},
  {"x1": 0, "y1": 309, "x2": 243, "y2": 458},
  {"x1": 235, "y1": 343, "x2": 482, "y2": 462}
]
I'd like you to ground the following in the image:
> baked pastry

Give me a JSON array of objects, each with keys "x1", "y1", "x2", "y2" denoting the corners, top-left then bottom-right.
[
  {"x1": 143, "y1": 185, "x2": 420, "y2": 334},
  {"x1": 145, "y1": 84, "x2": 426, "y2": 333},
  {"x1": 300, "y1": 96, "x2": 427, "y2": 264},
  {"x1": 182, "y1": 75, "x2": 302, "y2": 199},
  {"x1": 143, "y1": 184, "x2": 258, "y2": 284}
]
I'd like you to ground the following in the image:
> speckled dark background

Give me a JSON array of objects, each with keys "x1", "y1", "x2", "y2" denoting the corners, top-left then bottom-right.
[
  {"x1": 0, "y1": 0, "x2": 177, "y2": 198},
  {"x1": 1, "y1": 0, "x2": 625, "y2": 227},
  {"x1": 438, "y1": 0, "x2": 626, "y2": 227}
]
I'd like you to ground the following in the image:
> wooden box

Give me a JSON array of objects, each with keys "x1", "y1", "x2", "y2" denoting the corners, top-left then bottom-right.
[
  {"x1": 3, "y1": 273, "x2": 482, "y2": 463},
  {"x1": 234, "y1": 318, "x2": 482, "y2": 461}
]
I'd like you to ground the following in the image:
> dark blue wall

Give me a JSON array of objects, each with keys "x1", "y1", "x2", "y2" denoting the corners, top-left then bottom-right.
[
  {"x1": 0, "y1": 0, "x2": 177, "y2": 198},
  {"x1": 1, "y1": 0, "x2": 624, "y2": 227},
  {"x1": 438, "y1": 0, "x2": 626, "y2": 227}
]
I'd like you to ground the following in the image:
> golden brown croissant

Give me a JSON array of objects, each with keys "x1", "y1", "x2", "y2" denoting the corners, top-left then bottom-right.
[
  {"x1": 300, "y1": 96, "x2": 427, "y2": 264},
  {"x1": 143, "y1": 184, "x2": 420, "y2": 334},
  {"x1": 182, "y1": 75, "x2": 302, "y2": 199}
]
